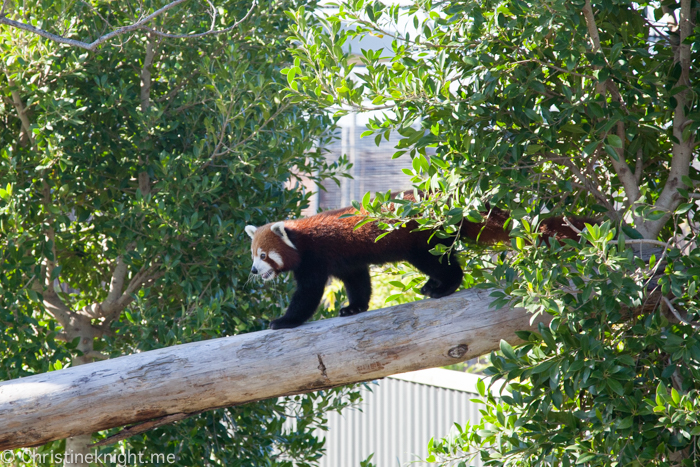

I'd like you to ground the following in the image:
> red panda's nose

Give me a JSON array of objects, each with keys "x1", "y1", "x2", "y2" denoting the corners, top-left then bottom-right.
[{"x1": 251, "y1": 266, "x2": 258, "y2": 275}]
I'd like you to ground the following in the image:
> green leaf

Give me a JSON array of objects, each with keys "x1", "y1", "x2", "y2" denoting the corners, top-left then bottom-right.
[
  {"x1": 362, "y1": 191, "x2": 371, "y2": 210},
  {"x1": 607, "y1": 378, "x2": 625, "y2": 396},
  {"x1": 671, "y1": 387, "x2": 680, "y2": 405},
  {"x1": 606, "y1": 134, "x2": 623, "y2": 148},
  {"x1": 604, "y1": 144, "x2": 620, "y2": 161},
  {"x1": 583, "y1": 141, "x2": 599, "y2": 155},
  {"x1": 500, "y1": 340, "x2": 517, "y2": 360},
  {"x1": 621, "y1": 225, "x2": 643, "y2": 239}
]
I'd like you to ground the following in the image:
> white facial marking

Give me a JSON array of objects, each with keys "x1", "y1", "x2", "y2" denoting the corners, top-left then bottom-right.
[
  {"x1": 252, "y1": 247, "x2": 275, "y2": 281},
  {"x1": 267, "y1": 250, "x2": 283, "y2": 268}
]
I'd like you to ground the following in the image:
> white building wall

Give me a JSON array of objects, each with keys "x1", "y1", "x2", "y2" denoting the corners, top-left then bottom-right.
[{"x1": 310, "y1": 369, "x2": 497, "y2": 467}]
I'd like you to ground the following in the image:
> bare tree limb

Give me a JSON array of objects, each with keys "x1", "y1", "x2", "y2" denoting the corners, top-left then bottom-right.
[
  {"x1": 139, "y1": 0, "x2": 257, "y2": 40},
  {"x1": 0, "y1": 0, "x2": 257, "y2": 52},
  {"x1": 610, "y1": 121, "x2": 641, "y2": 206},
  {"x1": 582, "y1": 0, "x2": 606, "y2": 96},
  {"x1": 0, "y1": 288, "x2": 548, "y2": 450},
  {"x1": 0, "y1": 0, "x2": 188, "y2": 51},
  {"x1": 3, "y1": 70, "x2": 34, "y2": 147},
  {"x1": 98, "y1": 264, "x2": 164, "y2": 323},
  {"x1": 562, "y1": 216, "x2": 583, "y2": 234},
  {"x1": 42, "y1": 290, "x2": 77, "y2": 329},
  {"x1": 582, "y1": 1, "x2": 642, "y2": 204},
  {"x1": 650, "y1": 0, "x2": 695, "y2": 238},
  {"x1": 608, "y1": 238, "x2": 671, "y2": 248},
  {"x1": 99, "y1": 255, "x2": 128, "y2": 316},
  {"x1": 140, "y1": 34, "x2": 157, "y2": 113},
  {"x1": 138, "y1": 34, "x2": 158, "y2": 198}
]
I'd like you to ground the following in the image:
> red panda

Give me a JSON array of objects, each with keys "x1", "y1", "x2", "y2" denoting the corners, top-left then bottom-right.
[{"x1": 245, "y1": 198, "x2": 590, "y2": 329}]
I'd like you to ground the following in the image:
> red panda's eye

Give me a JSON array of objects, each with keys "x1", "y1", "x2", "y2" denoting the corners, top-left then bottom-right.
[{"x1": 260, "y1": 253, "x2": 266, "y2": 260}]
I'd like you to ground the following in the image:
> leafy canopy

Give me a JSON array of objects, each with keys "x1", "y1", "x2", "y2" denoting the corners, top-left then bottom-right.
[
  {"x1": 283, "y1": 0, "x2": 700, "y2": 465},
  {"x1": 0, "y1": 0, "x2": 355, "y2": 464}
]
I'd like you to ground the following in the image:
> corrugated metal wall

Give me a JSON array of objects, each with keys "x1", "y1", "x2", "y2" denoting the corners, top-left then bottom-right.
[
  {"x1": 315, "y1": 116, "x2": 415, "y2": 211},
  {"x1": 293, "y1": 369, "x2": 488, "y2": 467}
]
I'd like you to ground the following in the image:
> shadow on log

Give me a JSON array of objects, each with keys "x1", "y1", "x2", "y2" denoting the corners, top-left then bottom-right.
[{"x1": 0, "y1": 288, "x2": 545, "y2": 450}]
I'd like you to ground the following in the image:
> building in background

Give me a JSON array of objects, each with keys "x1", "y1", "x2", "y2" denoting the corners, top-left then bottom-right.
[
  {"x1": 295, "y1": 11, "x2": 485, "y2": 466},
  {"x1": 316, "y1": 368, "x2": 494, "y2": 467},
  {"x1": 305, "y1": 113, "x2": 415, "y2": 214}
]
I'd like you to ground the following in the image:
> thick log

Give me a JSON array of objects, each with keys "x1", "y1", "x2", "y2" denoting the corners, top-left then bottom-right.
[{"x1": 0, "y1": 288, "x2": 544, "y2": 450}]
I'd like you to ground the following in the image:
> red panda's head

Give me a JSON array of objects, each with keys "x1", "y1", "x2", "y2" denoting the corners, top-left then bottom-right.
[{"x1": 245, "y1": 222, "x2": 300, "y2": 281}]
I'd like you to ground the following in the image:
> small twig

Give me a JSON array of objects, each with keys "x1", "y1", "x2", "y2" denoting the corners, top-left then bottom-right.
[
  {"x1": 562, "y1": 216, "x2": 583, "y2": 234},
  {"x1": 91, "y1": 412, "x2": 196, "y2": 447},
  {"x1": 608, "y1": 238, "x2": 671, "y2": 248},
  {"x1": 128, "y1": 0, "x2": 256, "y2": 40},
  {"x1": 663, "y1": 296, "x2": 699, "y2": 328},
  {"x1": 203, "y1": 101, "x2": 291, "y2": 168},
  {"x1": 80, "y1": 0, "x2": 114, "y2": 29},
  {"x1": 0, "y1": 0, "x2": 257, "y2": 51}
]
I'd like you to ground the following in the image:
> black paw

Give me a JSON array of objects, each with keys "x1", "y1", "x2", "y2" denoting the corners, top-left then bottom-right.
[
  {"x1": 420, "y1": 279, "x2": 460, "y2": 299},
  {"x1": 339, "y1": 304, "x2": 369, "y2": 317},
  {"x1": 420, "y1": 279, "x2": 440, "y2": 296},
  {"x1": 269, "y1": 317, "x2": 305, "y2": 330}
]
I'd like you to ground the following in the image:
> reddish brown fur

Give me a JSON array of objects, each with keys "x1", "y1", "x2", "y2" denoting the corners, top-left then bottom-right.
[
  {"x1": 252, "y1": 206, "x2": 593, "y2": 275},
  {"x1": 249, "y1": 197, "x2": 596, "y2": 329}
]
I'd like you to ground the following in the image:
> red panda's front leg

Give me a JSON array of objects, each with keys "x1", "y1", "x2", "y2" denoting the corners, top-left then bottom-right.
[
  {"x1": 336, "y1": 267, "x2": 371, "y2": 317},
  {"x1": 269, "y1": 265, "x2": 328, "y2": 330}
]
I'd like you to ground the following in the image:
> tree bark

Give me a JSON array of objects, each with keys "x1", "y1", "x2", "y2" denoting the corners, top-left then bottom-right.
[{"x1": 0, "y1": 288, "x2": 545, "y2": 450}]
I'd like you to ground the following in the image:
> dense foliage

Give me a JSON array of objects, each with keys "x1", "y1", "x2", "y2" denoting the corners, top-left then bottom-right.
[
  {"x1": 285, "y1": 0, "x2": 700, "y2": 465},
  {"x1": 0, "y1": 0, "x2": 356, "y2": 465}
]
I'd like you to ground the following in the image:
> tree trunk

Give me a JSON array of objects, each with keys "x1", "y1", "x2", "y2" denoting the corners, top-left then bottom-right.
[{"x1": 0, "y1": 288, "x2": 545, "y2": 450}]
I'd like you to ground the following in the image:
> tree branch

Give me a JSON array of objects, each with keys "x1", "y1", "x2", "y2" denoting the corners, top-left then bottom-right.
[
  {"x1": 3, "y1": 70, "x2": 34, "y2": 147},
  {"x1": 138, "y1": 0, "x2": 257, "y2": 40},
  {"x1": 561, "y1": 159, "x2": 618, "y2": 218},
  {"x1": 0, "y1": 0, "x2": 188, "y2": 51},
  {"x1": 203, "y1": 101, "x2": 292, "y2": 168},
  {"x1": 649, "y1": 0, "x2": 695, "y2": 238},
  {"x1": 140, "y1": 34, "x2": 157, "y2": 113},
  {"x1": 42, "y1": 289, "x2": 77, "y2": 329},
  {"x1": 0, "y1": 288, "x2": 548, "y2": 450},
  {"x1": 98, "y1": 263, "x2": 164, "y2": 323},
  {"x1": 99, "y1": 255, "x2": 128, "y2": 316},
  {"x1": 582, "y1": 0, "x2": 642, "y2": 223},
  {"x1": 0, "y1": 0, "x2": 256, "y2": 51},
  {"x1": 138, "y1": 34, "x2": 158, "y2": 197},
  {"x1": 582, "y1": 0, "x2": 606, "y2": 96},
  {"x1": 609, "y1": 121, "x2": 641, "y2": 207}
]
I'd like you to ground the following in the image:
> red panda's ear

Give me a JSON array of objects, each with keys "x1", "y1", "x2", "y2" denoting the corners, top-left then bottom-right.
[
  {"x1": 270, "y1": 222, "x2": 297, "y2": 250},
  {"x1": 245, "y1": 225, "x2": 257, "y2": 239}
]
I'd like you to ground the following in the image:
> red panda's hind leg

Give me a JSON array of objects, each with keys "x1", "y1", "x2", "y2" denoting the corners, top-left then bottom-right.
[
  {"x1": 408, "y1": 250, "x2": 463, "y2": 299},
  {"x1": 337, "y1": 268, "x2": 371, "y2": 317}
]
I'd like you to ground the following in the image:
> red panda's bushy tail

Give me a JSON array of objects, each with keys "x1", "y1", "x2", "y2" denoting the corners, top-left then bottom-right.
[{"x1": 459, "y1": 208, "x2": 597, "y2": 245}]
